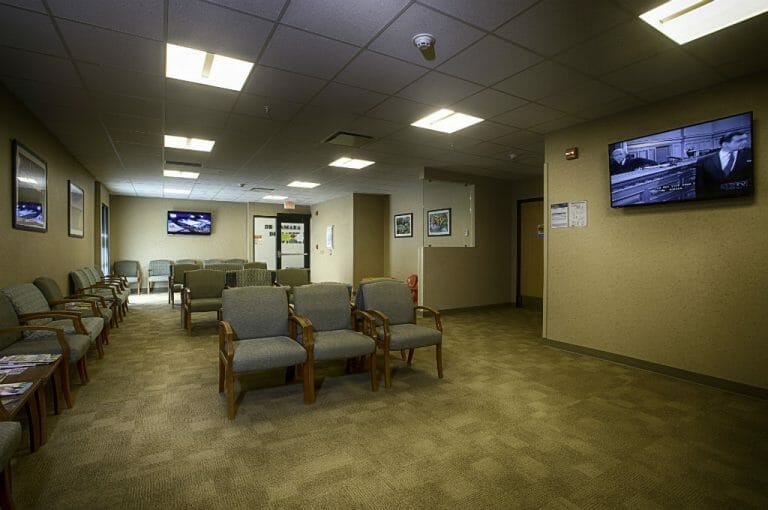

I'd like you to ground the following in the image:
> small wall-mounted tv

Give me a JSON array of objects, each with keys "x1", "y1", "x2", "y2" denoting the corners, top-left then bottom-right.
[
  {"x1": 167, "y1": 211, "x2": 212, "y2": 235},
  {"x1": 609, "y1": 112, "x2": 753, "y2": 208}
]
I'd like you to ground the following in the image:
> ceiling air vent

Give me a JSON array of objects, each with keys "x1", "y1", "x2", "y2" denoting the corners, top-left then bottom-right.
[
  {"x1": 165, "y1": 160, "x2": 203, "y2": 167},
  {"x1": 323, "y1": 131, "x2": 373, "y2": 148},
  {"x1": 249, "y1": 187, "x2": 274, "y2": 192}
]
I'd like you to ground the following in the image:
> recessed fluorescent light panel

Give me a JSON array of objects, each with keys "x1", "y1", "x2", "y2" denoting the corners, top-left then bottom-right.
[
  {"x1": 263, "y1": 195, "x2": 288, "y2": 200},
  {"x1": 411, "y1": 109, "x2": 484, "y2": 134},
  {"x1": 287, "y1": 181, "x2": 320, "y2": 189},
  {"x1": 163, "y1": 188, "x2": 191, "y2": 195},
  {"x1": 329, "y1": 157, "x2": 375, "y2": 169},
  {"x1": 166, "y1": 43, "x2": 254, "y2": 91},
  {"x1": 163, "y1": 169, "x2": 200, "y2": 179},
  {"x1": 639, "y1": 0, "x2": 768, "y2": 45},
  {"x1": 164, "y1": 135, "x2": 215, "y2": 152}
]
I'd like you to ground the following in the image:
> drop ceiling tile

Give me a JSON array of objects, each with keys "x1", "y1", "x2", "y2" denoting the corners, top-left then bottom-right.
[
  {"x1": 233, "y1": 92, "x2": 302, "y2": 121},
  {"x1": 458, "y1": 120, "x2": 519, "y2": 141},
  {"x1": 225, "y1": 114, "x2": 286, "y2": 135},
  {"x1": 494, "y1": 102, "x2": 565, "y2": 129},
  {"x1": 0, "y1": 1, "x2": 46, "y2": 12},
  {"x1": 451, "y1": 89, "x2": 527, "y2": 119},
  {"x1": 311, "y1": 82, "x2": 387, "y2": 114},
  {"x1": 575, "y1": 95, "x2": 644, "y2": 121},
  {"x1": 554, "y1": 20, "x2": 673, "y2": 77},
  {"x1": 107, "y1": 128, "x2": 162, "y2": 147},
  {"x1": 491, "y1": 129, "x2": 544, "y2": 148},
  {"x1": 529, "y1": 115, "x2": 585, "y2": 134},
  {"x1": 58, "y1": 19, "x2": 164, "y2": 75},
  {"x1": 103, "y1": 113, "x2": 162, "y2": 134},
  {"x1": 437, "y1": 35, "x2": 542, "y2": 86},
  {"x1": 282, "y1": 0, "x2": 409, "y2": 46},
  {"x1": 165, "y1": 79, "x2": 239, "y2": 112},
  {"x1": 418, "y1": 0, "x2": 538, "y2": 31},
  {"x1": 338, "y1": 116, "x2": 403, "y2": 139},
  {"x1": 260, "y1": 25, "x2": 359, "y2": 80},
  {"x1": 495, "y1": 0, "x2": 630, "y2": 57},
  {"x1": 397, "y1": 71, "x2": 483, "y2": 106},
  {"x1": 335, "y1": 51, "x2": 428, "y2": 95},
  {"x1": 634, "y1": 71, "x2": 725, "y2": 104},
  {"x1": 0, "y1": 47, "x2": 79, "y2": 87},
  {"x1": 368, "y1": 3, "x2": 484, "y2": 68},
  {"x1": 367, "y1": 96, "x2": 435, "y2": 124},
  {"x1": 166, "y1": 102, "x2": 230, "y2": 134},
  {"x1": 93, "y1": 91, "x2": 162, "y2": 118},
  {"x1": 537, "y1": 79, "x2": 628, "y2": 115},
  {"x1": 603, "y1": 48, "x2": 713, "y2": 94},
  {"x1": 77, "y1": 63, "x2": 163, "y2": 97},
  {"x1": 168, "y1": 0, "x2": 273, "y2": 61},
  {"x1": 203, "y1": 0, "x2": 287, "y2": 20},
  {"x1": 207, "y1": 137, "x2": 266, "y2": 171},
  {"x1": 244, "y1": 66, "x2": 327, "y2": 103},
  {"x1": 47, "y1": 0, "x2": 164, "y2": 40},
  {"x1": 2, "y1": 78, "x2": 89, "y2": 108},
  {"x1": 0, "y1": 4, "x2": 66, "y2": 56},
  {"x1": 685, "y1": 13, "x2": 768, "y2": 71},
  {"x1": 493, "y1": 60, "x2": 593, "y2": 100}
]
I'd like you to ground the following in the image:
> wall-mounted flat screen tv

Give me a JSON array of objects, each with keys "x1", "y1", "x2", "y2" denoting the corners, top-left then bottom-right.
[
  {"x1": 609, "y1": 112, "x2": 753, "y2": 208},
  {"x1": 167, "y1": 211, "x2": 212, "y2": 235}
]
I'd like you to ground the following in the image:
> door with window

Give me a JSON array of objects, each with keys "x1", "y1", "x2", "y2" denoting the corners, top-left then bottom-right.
[
  {"x1": 276, "y1": 213, "x2": 310, "y2": 269},
  {"x1": 253, "y1": 216, "x2": 277, "y2": 270}
]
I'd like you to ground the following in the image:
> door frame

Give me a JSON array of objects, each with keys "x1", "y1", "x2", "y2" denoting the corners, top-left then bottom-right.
[
  {"x1": 276, "y1": 213, "x2": 311, "y2": 269},
  {"x1": 515, "y1": 197, "x2": 543, "y2": 307}
]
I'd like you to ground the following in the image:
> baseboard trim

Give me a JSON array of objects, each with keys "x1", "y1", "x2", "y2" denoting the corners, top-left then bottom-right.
[{"x1": 542, "y1": 337, "x2": 768, "y2": 400}]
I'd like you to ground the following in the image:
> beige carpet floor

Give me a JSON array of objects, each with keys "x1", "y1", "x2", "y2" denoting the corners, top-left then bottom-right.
[{"x1": 10, "y1": 292, "x2": 768, "y2": 509}]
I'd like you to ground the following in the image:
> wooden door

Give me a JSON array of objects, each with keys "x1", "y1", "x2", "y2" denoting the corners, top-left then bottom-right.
[{"x1": 516, "y1": 199, "x2": 543, "y2": 309}]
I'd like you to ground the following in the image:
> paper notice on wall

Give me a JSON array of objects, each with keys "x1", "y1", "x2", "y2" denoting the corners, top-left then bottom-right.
[
  {"x1": 568, "y1": 201, "x2": 587, "y2": 227},
  {"x1": 550, "y1": 203, "x2": 568, "y2": 229}
]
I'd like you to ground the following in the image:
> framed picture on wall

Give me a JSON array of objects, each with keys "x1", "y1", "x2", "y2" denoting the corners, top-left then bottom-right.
[
  {"x1": 68, "y1": 180, "x2": 85, "y2": 238},
  {"x1": 394, "y1": 213, "x2": 413, "y2": 238},
  {"x1": 427, "y1": 208, "x2": 451, "y2": 237},
  {"x1": 12, "y1": 140, "x2": 48, "y2": 233}
]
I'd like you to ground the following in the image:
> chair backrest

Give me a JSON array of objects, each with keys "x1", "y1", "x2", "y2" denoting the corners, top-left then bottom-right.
[
  {"x1": 84, "y1": 266, "x2": 101, "y2": 283},
  {"x1": 205, "y1": 263, "x2": 243, "y2": 273},
  {"x1": 148, "y1": 259, "x2": 172, "y2": 276},
  {"x1": 1, "y1": 283, "x2": 52, "y2": 325},
  {"x1": 185, "y1": 269, "x2": 226, "y2": 299},
  {"x1": 33, "y1": 277, "x2": 65, "y2": 305},
  {"x1": 357, "y1": 280, "x2": 414, "y2": 325},
  {"x1": 233, "y1": 268, "x2": 272, "y2": 288},
  {"x1": 354, "y1": 277, "x2": 397, "y2": 310},
  {"x1": 275, "y1": 268, "x2": 310, "y2": 288},
  {"x1": 293, "y1": 284, "x2": 351, "y2": 332},
  {"x1": 222, "y1": 286, "x2": 288, "y2": 339},
  {"x1": 70, "y1": 269, "x2": 90, "y2": 293},
  {"x1": 244, "y1": 261, "x2": 267, "y2": 269},
  {"x1": 224, "y1": 258, "x2": 247, "y2": 264},
  {"x1": 114, "y1": 260, "x2": 140, "y2": 277},
  {"x1": 171, "y1": 263, "x2": 201, "y2": 285},
  {"x1": 0, "y1": 294, "x2": 22, "y2": 349},
  {"x1": 203, "y1": 259, "x2": 224, "y2": 267},
  {"x1": 176, "y1": 259, "x2": 199, "y2": 265}
]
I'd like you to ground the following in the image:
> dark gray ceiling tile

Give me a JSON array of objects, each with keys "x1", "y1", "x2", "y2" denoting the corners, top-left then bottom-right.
[
  {"x1": 48, "y1": 0, "x2": 164, "y2": 40},
  {"x1": 418, "y1": 0, "x2": 538, "y2": 30},
  {"x1": 205, "y1": 0, "x2": 287, "y2": 20},
  {"x1": 493, "y1": 60, "x2": 592, "y2": 101},
  {"x1": 493, "y1": 103, "x2": 566, "y2": 129},
  {"x1": 164, "y1": 79, "x2": 239, "y2": 112},
  {"x1": 0, "y1": 4, "x2": 66, "y2": 56},
  {"x1": 451, "y1": 89, "x2": 528, "y2": 119},
  {"x1": 438, "y1": 35, "x2": 542, "y2": 86},
  {"x1": 259, "y1": 25, "x2": 359, "y2": 79},
  {"x1": 397, "y1": 71, "x2": 483, "y2": 106},
  {"x1": 311, "y1": 83, "x2": 387, "y2": 114},
  {"x1": 603, "y1": 49, "x2": 712, "y2": 94},
  {"x1": 335, "y1": 50, "x2": 428, "y2": 94},
  {"x1": 77, "y1": 63, "x2": 163, "y2": 97},
  {"x1": 0, "y1": 47, "x2": 80, "y2": 86},
  {"x1": 244, "y1": 66, "x2": 327, "y2": 103},
  {"x1": 367, "y1": 97, "x2": 435, "y2": 124},
  {"x1": 233, "y1": 92, "x2": 302, "y2": 121}
]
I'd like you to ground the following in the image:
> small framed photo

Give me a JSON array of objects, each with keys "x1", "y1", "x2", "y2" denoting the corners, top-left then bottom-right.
[
  {"x1": 12, "y1": 140, "x2": 48, "y2": 233},
  {"x1": 394, "y1": 213, "x2": 413, "y2": 238},
  {"x1": 68, "y1": 180, "x2": 85, "y2": 238},
  {"x1": 427, "y1": 208, "x2": 451, "y2": 237}
]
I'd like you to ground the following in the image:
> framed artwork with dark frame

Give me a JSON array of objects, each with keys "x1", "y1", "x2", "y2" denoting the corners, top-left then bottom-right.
[
  {"x1": 68, "y1": 180, "x2": 85, "y2": 238},
  {"x1": 394, "y1": 212, "x2": 413, "y2": 238},
  {"x1": 12, "y1": 140, "x2": 48, "y2": 233},
  {"x1": 427, "y1": 208, "x2": 451, "y2": 237}
]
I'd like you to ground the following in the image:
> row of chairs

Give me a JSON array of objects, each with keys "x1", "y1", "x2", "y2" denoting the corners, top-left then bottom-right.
[{"x1": 218, "y1": 279, "x2": 443, "y2": 419}]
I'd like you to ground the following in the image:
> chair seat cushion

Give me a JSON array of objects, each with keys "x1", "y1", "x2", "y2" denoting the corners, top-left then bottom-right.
[
  {"x1": 311, "y1": 330, "x2": 375, "y2": 361},
  {"x1": 0, "y1": 422, "x2": 21, "y2": 468},
  {"x1": 233, "y1": 336, "x2": 306, "y2": 373},
  {"x1": 189, "y1": 298, "x2": 223, "y2": 312},
  {"x1": 382, "y1": 323, "x2": 442, "y2": 350},
  {"x1": 148, "y1": 275, "x2": 168, "y2": 283},
  {"x1": 0, "y1": 334, "x2": 90, "y2": 362},
  {"x1": 44, "y1": 316, "x2": 103, "y2": 345}
]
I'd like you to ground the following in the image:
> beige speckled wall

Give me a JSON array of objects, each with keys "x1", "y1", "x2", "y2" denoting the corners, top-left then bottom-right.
[
  {"x1": 310, "y1": 195, "x2": 354, "y2": 284},
  {"x1": 0, "y1": 84, "x2": 97, "y2": 293},
  {"x1": 353, "y1": 194, "x2": 389, "y2": 284},
  {"x1": 389, "y1": 184, "x2": 423, "y2": 281},
  {"x1": 544, "y1": 72, "x2": 768, "y2": 389}
]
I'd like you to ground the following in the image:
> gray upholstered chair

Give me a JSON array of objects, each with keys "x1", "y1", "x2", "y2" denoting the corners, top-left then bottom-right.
[
  {"x1": 70, "y1": 268, "x2": 126, "y2": 321},
  {"x1": 113, "y1": 260, "x2": 141, "y2": 294},
  {"x1": 205, "y1": 263, "x2": 244, "y2": 273},
  {"x1": 1, "y1": 283, "x2": 106, "y2": 358},
  {"x1": 0, "y1": 420, "x2": 21, "y2": 510},
  {"x1": 244, "y1": 261, "x2": 267, "y2": 269},
  {"x1": 293, "y1": 283, "x2": 377, "y2": 401},
  {"x1": 146, "y1": 259, "x2": 172, "y2": 295},
  {"x1": 0, "y1": 293, "x2": 90, "y2": 408},
  {"x1": 175, "y1": 259, "x2": 199, "y2": 265},
  {"x1": 275, "y1": 268, "x2": 310, "y2": 303},
  {"x1": 182, "y1": 269, "x2": 226, "y2": 335},
  {"x1": 169, "y1": 263, "x2": 201, "y2": 307},
  {"x1": 232, "y1": 268, "x2": 273, "y2": 288},
  {"x1": 34, "y1": 276, "x2": 115, "y2": 330},
  {"x1": 203, "y1": 259, "x2": 224, "y2": 267},
  {"x1": 218, "y1": 286, "x2": 311, "y2": 419},
  {"x1": 357, "y1": 280, "x2": 443, "y2": 389},
  {"x1": 224, "y1": 258, "x2": 247, "y2": 264}
]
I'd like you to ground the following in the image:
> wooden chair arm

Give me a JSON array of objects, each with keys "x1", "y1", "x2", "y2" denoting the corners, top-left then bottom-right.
[
  {"x1": 415, "y1": 305, "x2": 442, "y2": 331},
  {"x1": 85, "y1": 283, "x2": 119, "y2": 299},
  {"x1": 18, "y1": 312, "x2": 88, "y2": 335},
  {"x1": 0, "y1": 325, "x2": 71, "y2": 359},
  {"x1": 71, "y1": 293, "x2": 109, "y2": 307},
  {"x1": 218, "y1": 320, "x2": 235, "y2": 362},
  {"x1": 50, "y1": 298, "x2": 100, "y2": 316},
  {"x1": 364, "y1": 309, "x2": 391, "y2": 349},
  {"x1": 288, "y1": 315, "x2": 313, "y2": 351},
  {"x1": 353, "y1": 309, "x2": 377, "y2": 337}
]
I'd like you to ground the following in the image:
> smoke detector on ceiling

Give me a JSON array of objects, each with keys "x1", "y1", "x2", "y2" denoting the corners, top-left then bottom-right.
[{"x1": 412, "y1": 33, "x2": 435, "y2": 49}]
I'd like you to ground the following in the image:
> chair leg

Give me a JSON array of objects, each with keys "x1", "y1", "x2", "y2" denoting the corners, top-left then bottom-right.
[
  {"x1": 407, "y1": 348, "x2": 415, "y2": 365},
  {"x1": 226, "y1": 368, "x2": 235, "y2": 420},
  {"x1": 218, "y1": 358, "x2": 225, "y2": 393},
  {"x1": 400, "y1": 349, "x2": 407, "y2": 360},
  {"x1": 383, "y1": 349, "x2": 391, "y2": 389},
  {"x1": 102, "y1": 323, "x2": 110, "y2": 345},
  {"x1": 186, "y1": 310, "x2": 192, "y2": 336},
  {"x1": 96, "y1": 334, "x2": 104, "y2": 359},
  {"x1": 303, "y1": 362, "x2": 315, "y2": 404},
  {"x1": 436, "y1": 343, "x2": 443, "y2": 379},
  {"x1": 0, "y1": 463, "x2": 13, "y2": 510},
  {"x1": 370, "y1": 352, "x2": 378, "y2": 391},
  {"x1": 60, "y1": 362, "x2": 73, "y2": 408},
  {"x1": 76, "y1": 358, "x2": 89, "y2": 384}
]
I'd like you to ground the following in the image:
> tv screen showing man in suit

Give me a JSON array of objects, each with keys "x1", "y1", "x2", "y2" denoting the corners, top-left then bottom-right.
[{"x1": 695, "y1": 131, "x2": 753, "y2": 199}]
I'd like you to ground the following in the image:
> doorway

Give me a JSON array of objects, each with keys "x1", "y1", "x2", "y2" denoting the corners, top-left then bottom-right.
[
  {"x1": 100, "y1": 204, "x2": 109, "y2": 275},
  {"x1": 253, "y1": 216, "x2": 277, "y2": 270},
  {"x1": 516, "y1": 198, "x2": 543, "y2": 310},
  {"x1": 276, "y1": 213, "x2": 310, "y2": 269}
]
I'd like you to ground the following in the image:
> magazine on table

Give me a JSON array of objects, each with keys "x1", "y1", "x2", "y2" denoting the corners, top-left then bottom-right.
[
  {"x1": 0, "y1": 354, "x2": 61, "y2": 365},
  {"x1": 0, "y1": 382, "x2": 33, "y2": 396}
]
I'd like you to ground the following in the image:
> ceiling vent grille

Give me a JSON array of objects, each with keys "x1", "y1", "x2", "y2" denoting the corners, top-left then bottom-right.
[
  {"x1": 323, "y1": 131, "x2": 373, "y2": 148},
  {"x1": 249, "y1": 187, "x2": 274, "y2": 192},
  {"x1": 165, "y1": 160, "x2": 203, "y2": 167}
]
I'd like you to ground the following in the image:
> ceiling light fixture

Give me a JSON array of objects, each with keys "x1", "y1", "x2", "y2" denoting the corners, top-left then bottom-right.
[
  {"x1": 164, "y1": 135, "x2": 215, "y2": 152},
  {"x1": 163, "y1": 188, "x2": 191, "y2": 195},
  {"x1": 166, "y1": 43, "x2": 254, "y2": 91},
  {"x1": 639, "y1": 0, "x2": 768, "y2": 44},
  {"x1": 163, "y1": 169, "x2": 200, "y2": 179},
  {"x1": 411, "y1": 109, "x2": 484, "y2": 133},
  {"x1": 263, "y1": 195, "x2": 288, "y2": 200},
  {"x1": 329, "y1": 157, "x2": 375, "y2": 169},
  {"x1": 287, "y1": 181, "x2": 320, "y2": 188}
]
